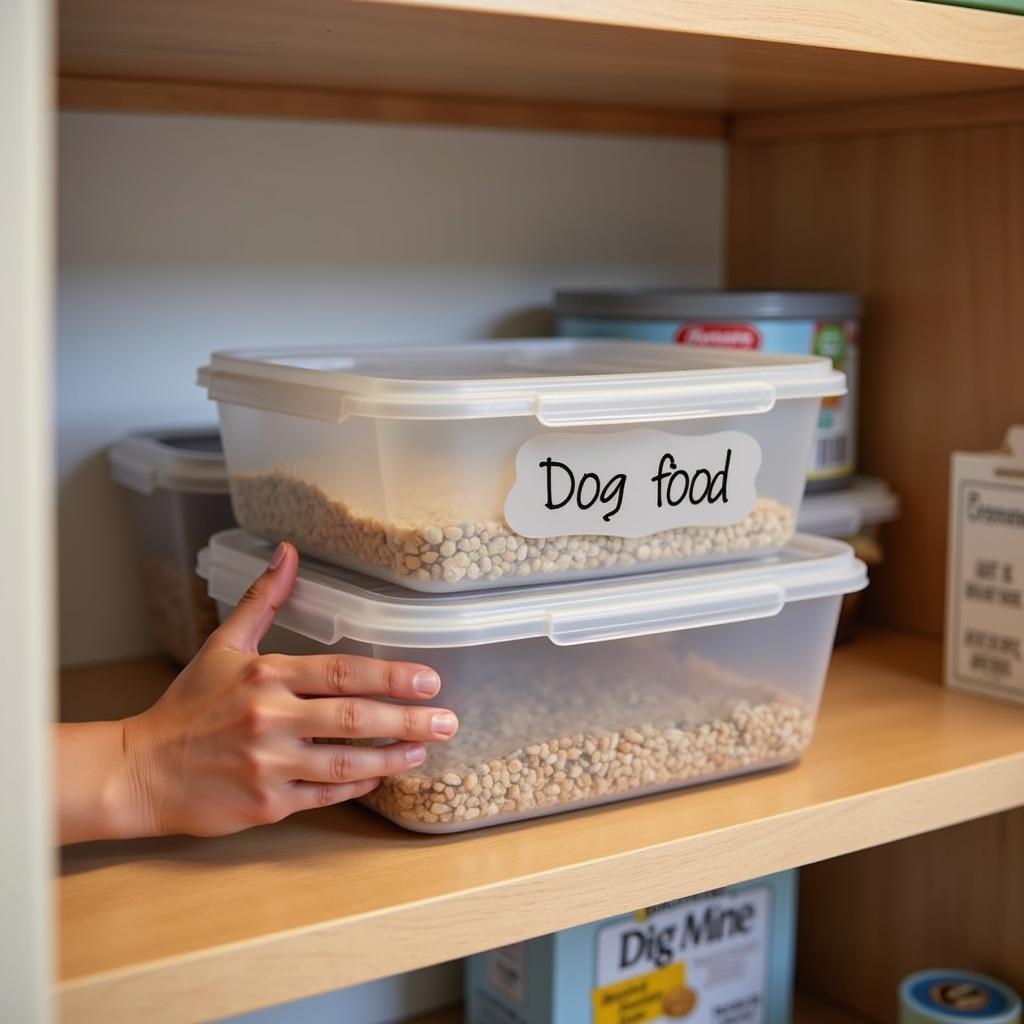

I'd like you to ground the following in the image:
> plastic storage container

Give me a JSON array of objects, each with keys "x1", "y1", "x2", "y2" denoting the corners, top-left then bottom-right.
[
  {"x1": 555, "y1": 290, "x2": 862, "y2": 490},
  {"x1": 799, "y1": 476, "x2": 899, "y2": 642},
  {"x1": 199, "y1": 528, "x2": 866, "y2": 833},
  {"x1": 199, "y1": 340, "x2": 844, "y2": 592},
  {"x1": 109, "y1": 428, "x2": 236, "y2": 664}
]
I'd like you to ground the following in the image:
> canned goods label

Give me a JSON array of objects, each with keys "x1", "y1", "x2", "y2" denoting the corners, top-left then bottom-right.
[
  {"x1": 591, "y1": 886, "x2": 773, "y2": 1024},
  {"x1": 503, "y1": 428, "x2": 761, "y2": 539},
  {"x1": 558, "y1": 315, "x2": 859, "y2": 483},
  {"x1": 676, "y1": 323, "x2": 761, "y2": 349},
  {"x1": 677, "y1": 320, "x2": 856, "y2": 482}
]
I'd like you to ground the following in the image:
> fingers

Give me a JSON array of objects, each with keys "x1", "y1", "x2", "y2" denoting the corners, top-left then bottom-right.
[
  {"x1": 287, "y1": 776, "x2": 382, "y2": 814},
  {"x1": 297, "y1": 740, "x2": 428, "y2": 784},
  {"x1": 296, "y1": 697, "x2": 459, "y2": 743},
  {"x1": 212, "y1": 542, "x2": 300, "y2": 653},
  {"x1": 278, "y1": 653, "x2": 441, "y2": 700}
]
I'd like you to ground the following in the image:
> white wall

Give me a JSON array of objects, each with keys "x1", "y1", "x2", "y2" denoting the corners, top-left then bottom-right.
[{"x1": 58, "y1": 111, "x2": 725, "y2": 665}]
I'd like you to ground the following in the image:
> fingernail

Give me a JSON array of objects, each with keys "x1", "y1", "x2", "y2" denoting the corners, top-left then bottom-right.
[
  {"x1": 269, "y1": 543, "x2": 287, "y2": 571},
  {"x1": 405, "y1": 744, "x2": 426, "y2": 767},
  {"x1": 412, "y1": 670, "x2": 440, "y2": 696},
  {"x1": 431, "y1": 712, "x2": 458, "y2": 738}
]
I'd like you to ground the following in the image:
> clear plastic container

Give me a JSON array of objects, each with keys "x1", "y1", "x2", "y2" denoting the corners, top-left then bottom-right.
[
  {"x1": 109, "y1": 428, "x2": 237, "y2": 664},
  {"x1": 199, "y1": 529, "x2": 866, "y2": 833},
  {"x1": 798, "y1": 476, "x2": 899, "y2": 642},
  {"x1": 199, "y1": 340, "x2": 845, "y2": 592}
]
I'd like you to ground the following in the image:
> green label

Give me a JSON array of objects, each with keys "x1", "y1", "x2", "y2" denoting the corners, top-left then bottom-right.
[{"x1": 813, "y1": 323, "x2": 847, "y2": 368}]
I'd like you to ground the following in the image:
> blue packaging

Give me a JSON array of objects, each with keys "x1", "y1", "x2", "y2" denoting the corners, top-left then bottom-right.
[
  {"x1": 467, "y1": 871, "x2": 797, "y2": 1024},
  {"x1": 900, "y1": 970, "x2": 1022, "y2": 1024}
]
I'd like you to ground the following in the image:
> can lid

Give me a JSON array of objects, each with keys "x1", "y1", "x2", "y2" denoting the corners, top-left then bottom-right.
[
  {"x1": 554, "y1": 289, "x2": 863, "y2": 321},
  {"x1": 797, "y1": 477, "x2": 900, "y2": 538},
  {"x1": 899, "y1": 970, "x2": 1022, "y2": 1024},
  {"x1": 198, "y1": 530, "x2": 866, "y2": 649},
  {"x1": 198, "y1": 339, "x2": 845, "y2": 426},
  {"x1": 108, "y1": 428, "x2": 229, "y2": 495}
]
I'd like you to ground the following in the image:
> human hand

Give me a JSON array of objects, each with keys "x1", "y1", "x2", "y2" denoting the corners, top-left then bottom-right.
[{"x1": 58, "y1": 543, "x2": 458, "y2": 842}]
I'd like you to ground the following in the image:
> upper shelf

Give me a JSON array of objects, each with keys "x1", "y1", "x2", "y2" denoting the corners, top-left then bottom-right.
[
  {"x1": 59, "y1": 0, "x2": 1024, "y2": 136},
  {"x1": 58, "y1": 628, "x2": 1024, "y2": 1023}
]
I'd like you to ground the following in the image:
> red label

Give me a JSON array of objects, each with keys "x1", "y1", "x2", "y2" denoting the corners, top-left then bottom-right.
[{"x1": 675, "y1": 323, "x2": 761, "y2": 349}]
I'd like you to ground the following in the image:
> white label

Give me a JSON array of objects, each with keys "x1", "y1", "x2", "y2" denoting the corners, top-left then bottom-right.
[
  {"x1": 593, "y1": 887, "x2": 772, "y2": 1024},
  {"x1": 503, "y1": 429, "x2": 761, "y2": 540},
  {"x1": 950, "y1": 479, "x2": 1024, "y2": 700},
  {"x1": 487, "y1": 943, "x2": 526, "y2": 1004}
]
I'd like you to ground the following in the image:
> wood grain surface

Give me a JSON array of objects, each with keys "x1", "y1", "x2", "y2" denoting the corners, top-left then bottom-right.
[
  {"x1": 799, "y1": 808, "x2": 1024, "y2": 1023},
  {"x1": 57, "y1": 0, "x2": 1024, "y2": 124},
  {"x1": 728, "y1": 122, "x2": 1024, "y2": 636},
  {"x1": 58, "y1": 76, "x2": 725, "y2": 137},
  {"x1": 734, "y1": 85, "x2": 1024, "y2": 142}
]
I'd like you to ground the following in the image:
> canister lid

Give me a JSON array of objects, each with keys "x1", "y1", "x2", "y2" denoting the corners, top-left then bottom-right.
[
  {"x1": 108, "y1": 428, "x2": 229, "y2": 495},
  {"x1": 198, "y1": 530, "x2": 866, "y2": 649},
  {"x1": 554, "y1": 289, "x2": 863, "y2": 321},
  {"x1": 798, "y1": 477, "x2": 900, "y2": 538},
  {"x1": 198, "y1": 339, "x2": 845, "y2": 425},
  {"x1": 899, "y1": 970, "x2": 1021, "y2": 1024}
]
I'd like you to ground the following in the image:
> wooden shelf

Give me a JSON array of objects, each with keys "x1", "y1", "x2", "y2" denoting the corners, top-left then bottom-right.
[
  {"x1": 58, "y1": 627, "x2": 1024, "y2": 1022},
  {"x1": 58, "y1": 0, "x2": 1024, "y2": 135}
]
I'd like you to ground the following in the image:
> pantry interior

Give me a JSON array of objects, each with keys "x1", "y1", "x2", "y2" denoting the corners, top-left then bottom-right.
[{"x1": 4, "y1": 0, "x2": 1024, "y2": 1021}]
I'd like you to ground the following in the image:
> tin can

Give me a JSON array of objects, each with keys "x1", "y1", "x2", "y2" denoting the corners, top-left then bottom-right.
[{"x1": 555, "y1": 289, "x2": 862, "y2": 490}]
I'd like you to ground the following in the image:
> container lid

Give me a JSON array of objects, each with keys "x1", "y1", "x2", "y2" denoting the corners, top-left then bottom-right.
[
  {"x1": 108, "y1": 428, "x2": 229, "y2": 495},
  {"x1": 554, "y1": 289, "x2": 863, "y2": 321},
  {"x1": 198, "y1": 529, "x2": 866, "y2": 648},
  {"x1": 797, "y1": 477, "x2": 900, "y2": 538},
  {"x1": 198, "y1": 339, "x2": 845, "y2": 426},
  {"x1": 899, "y1": 969, "x2": 1021, "y2": 1024}
]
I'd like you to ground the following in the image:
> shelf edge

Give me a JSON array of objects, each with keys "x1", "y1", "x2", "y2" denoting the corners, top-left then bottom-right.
[
  {"x1": 58, "y1": 750, "x2": 1024, "y2": 1023},
  {"x1": 733, "y1": 85, "x2": 1024, "y2": 142},
  {"x1": 58, "y1": 76, "x2": 726, "y2": 139}
]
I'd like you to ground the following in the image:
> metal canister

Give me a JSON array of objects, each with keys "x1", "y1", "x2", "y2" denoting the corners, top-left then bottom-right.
[{"x1": 555, "y1": 289, "x2": 862, "y2": 491}]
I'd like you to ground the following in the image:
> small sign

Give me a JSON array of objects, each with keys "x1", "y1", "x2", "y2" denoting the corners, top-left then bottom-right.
[
  {"x1": 503, "y1": 428, "x2": 761, "y2": 540},
  {"x1": 946, "y1": 426, "x2": 1024, "y2": 704}
]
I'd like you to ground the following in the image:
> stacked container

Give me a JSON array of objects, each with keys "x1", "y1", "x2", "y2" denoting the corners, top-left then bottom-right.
[
  {"x1": 198, "y1": 339, "x2": 867, "y2": 832},
  {"x1": 798, "y1": 476, "x2": 900, "y2": 640},
  {"x1": 109, "y1": 428, "x2": 236, "y2": 664}
]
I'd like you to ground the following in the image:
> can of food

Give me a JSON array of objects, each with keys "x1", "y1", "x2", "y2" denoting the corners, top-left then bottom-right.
[
  {"x1": 555, "y1": 289, "x2": 862, "y2": 490},
  {"x1": 899, "y1": 970, "x2": 1021, "y2": 1024}
]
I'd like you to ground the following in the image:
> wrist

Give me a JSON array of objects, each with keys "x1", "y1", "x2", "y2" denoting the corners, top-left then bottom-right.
[
  {"x1": 117, "y1": 712, "x2": 168, "y2": 839},
  {"x1": 57, "y1": 720, "x2": 146, "y2": 844}
]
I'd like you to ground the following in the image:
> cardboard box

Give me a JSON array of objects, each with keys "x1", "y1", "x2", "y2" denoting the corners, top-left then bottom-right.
[
  {"x1": 946, "y1": 428, "x2": 1024, "y2": 705},
  {"x1": 466, "y1": 871, "x2": 796, "y2": 1024}
]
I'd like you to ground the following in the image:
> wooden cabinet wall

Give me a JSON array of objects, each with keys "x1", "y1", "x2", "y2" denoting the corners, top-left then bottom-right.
[
  {"x1": 728, "y1": 94, "x2": 1024, "y2": 1023},
  {"x1": 729, "y1": 100, "x2": 1024, "y2": 637}
]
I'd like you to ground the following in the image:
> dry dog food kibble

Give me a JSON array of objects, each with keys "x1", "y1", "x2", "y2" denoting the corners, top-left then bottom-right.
[
  {"x1": 361, "y1": 654, "x2": 814, "y2": 829},
  {"x1": 231, "y1": 472, "x2": 796, "y2": 584},
  {"x1": 142, "y1": 557, "x2": 222, "y2": 664}
]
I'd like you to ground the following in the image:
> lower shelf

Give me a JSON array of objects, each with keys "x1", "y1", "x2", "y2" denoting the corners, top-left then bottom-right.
[{"x1": 58, "y1": 627, "x2": 1024, "y2": 1023}]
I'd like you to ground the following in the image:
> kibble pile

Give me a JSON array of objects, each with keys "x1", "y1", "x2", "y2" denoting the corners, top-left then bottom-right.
[
  {"x1": 142, "y1": 557, "x2": 221, "y2": 664},
  {"x1": 361, "y1": 653, "x2": 815, "y2": 831},
  {"x1": 231, "y1": 472, "x2": 795, "y2": 586}
]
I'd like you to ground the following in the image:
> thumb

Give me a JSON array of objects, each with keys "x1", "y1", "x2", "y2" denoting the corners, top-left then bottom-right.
[{"x1": 211, "y1": 542, "x2": 299, "y2": 653}]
